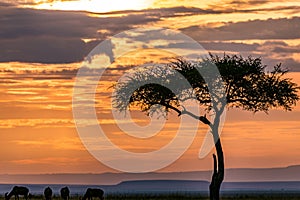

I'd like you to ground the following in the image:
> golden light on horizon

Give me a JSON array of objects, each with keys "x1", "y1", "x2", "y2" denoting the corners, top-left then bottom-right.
[
  {"x1": 27, "y1": 0, "x2": 154, "y2": 13},
  {"x1": 2, "y1": 0, "x2": 300, "y2": 174}
]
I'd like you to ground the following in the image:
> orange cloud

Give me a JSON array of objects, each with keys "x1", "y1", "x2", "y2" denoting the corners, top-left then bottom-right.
[
  {"x1": 13, "y1": 137, "x2": 83, "y2": 151},
  {"x1": 10, "y1": 157, "x2": 81, "y2": 165}
]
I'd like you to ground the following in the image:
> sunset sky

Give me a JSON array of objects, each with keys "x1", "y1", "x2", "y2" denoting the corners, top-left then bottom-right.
[{"x1": 1, "y1": 0, "x2": 300, "y2": 176}]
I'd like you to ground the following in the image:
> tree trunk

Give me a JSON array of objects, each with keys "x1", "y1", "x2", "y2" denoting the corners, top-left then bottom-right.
[
  {"x1": 197, "y1": 110, "x2": 225, "y2": 199},
  {"x1": 209, "y1": 139, "x2": 224, "y2": 200}
]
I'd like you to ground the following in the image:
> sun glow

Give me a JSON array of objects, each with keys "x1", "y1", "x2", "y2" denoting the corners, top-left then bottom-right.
[{"x1": 29, "y1": 0, "x2": 154, "y2": 13}]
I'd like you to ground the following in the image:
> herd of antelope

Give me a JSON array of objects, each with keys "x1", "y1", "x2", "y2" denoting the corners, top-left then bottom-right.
[{"x1": 3, "y1": 186, "x2": 104, "y2": 200}]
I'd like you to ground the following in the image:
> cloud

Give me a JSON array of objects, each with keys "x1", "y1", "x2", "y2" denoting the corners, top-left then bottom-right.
[
  {"x1": 13, "y1": 137, "x2": 83, "y2": 150},
  {"x1": 253, "y1": 41, "x2": 300, "y2": 71},
  {"x1": 107, "y1": 6, "x2": 221, "y2": 17},
  {"x1": 208, "y1": 0, "x2": 300, "y2": 11},
  {"x1": 250, "y1": 6, "x2": 300, "y2": 13},
  {"x1": 161, "y1": 41, "x2": 259, "y2": 52},
  {"x1": 226, "y1": 0, "x2": 268, "y2": 6},
  {"x1": 0, "y1": 6, "x2": 216, "y2": 40},
  {"x1": 1, "y1": 5, "x2": 300, "y2": 71},
  {"x1": 0, "y1": 7, "x2": 161, "y2": 63},
  {"x1": 178, "y1": 17, "x2": 300, "y2": 71},
  {"x1": 181, "y1": 17, "x2": 300, "y2": 41},
  {"x1": 0, "y1": 62, "x2": 79, "y2": 79},
  {"x1": 159, "y1": 39, "x2": 300, "y2": 71},
  {"x1": 0, "y1": 5, "x2": 231, "y2": 64},
  {"x1": 10, "y1": 157, "x2": 81, "y2": 165},
  {"x1": 4, "y1": 0, "x2": 70, "y2": 7},
  {"x1": 0, "y1": 119, "x2": 74, "y2": 129},
  {"x1": 0, "y1": 36, "x2": 88, "y2": 63},
  {"x1": 102, "y1": 5, "x2": 300, "y2": 22},
  {"x1": 0, "y1": 2, "x2": 14, "y2": 7},
  {"x1": 273, "y1": 46, "x2": 300, "y2": 54},
  {"x1": 273, "y1": 58, "x2": 300, "y2": 72}
]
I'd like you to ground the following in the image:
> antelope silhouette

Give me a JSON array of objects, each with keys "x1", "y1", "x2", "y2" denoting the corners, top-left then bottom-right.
[
  {"x1": 44, "y1": 187, "x2": 52, "y2": 200},
  {"x1": 60, "y1": 186, "x2": 70, "y2": 200},
  {"x1": 82, "y1": 188, "x2": 104, "y2": 200},
  {"x1": 5, "y1": 186, "x2": 29, "y2": 200}
]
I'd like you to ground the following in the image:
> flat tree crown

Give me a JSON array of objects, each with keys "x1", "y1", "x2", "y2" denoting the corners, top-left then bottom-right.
[{"x1": 113, "y1": 54, "x2": 299, "y2": 115}]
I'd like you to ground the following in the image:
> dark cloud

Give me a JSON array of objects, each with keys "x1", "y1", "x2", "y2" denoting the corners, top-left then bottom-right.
[
  {"x1": 249, "y1": 6, "x2": 300, "y2": 13},
  {"x1": 0, "y1": 7, "x2": 160, "y2": 40},
  {"x1": 229, "y1": 0, "x2": 267, "y2": 5},
  {"x1": 186, "y1": 40, "x2": 300, "y2": 72},
  {"x1": 114, "y1": 5, "x2": 300, "y2": 17},
  {"x1": 258, "y1": 41, "x2": 300, "y2": 72},
  {"x1": 0, "y1": 7, "x2": 160, "y2": 63},
  {"x1": 261, "y1": 57, "x2": 300, "y2": 72},
  {"x1": 0, "y1": 36, "x2": 87, "y2": 63},
  {"x1": 0, "y1": 2, "x2": 14, "y2": 7},
  {"x1": 214, "y1": 0, "x2": 271, "y2": 8},
  {"x1": 206, "y1": 0, "x2": 300, "y2": 15},
  {"x1": 0, "y1": 6, "x2": 218, "y2": 64},
  {"x1": 100, "y1": 6, "x2": 221, "y2": 16},
  {"x1": 1, "y1": 5, "x2": 300, "y2": 70},
  {"x1": 273, "y1": 46, "x2": 300, "y2": 54},
  {"x1": 181, "y1": 17, "x2": 300, "y2": 41},
  {"x1": 0, "y1": 9, "x2": 95, "y2": 39},
  {"x1": 1, "y1": 6, "x2": 220, "y2": 64},
  {"x1": 155, "y1": 41, "x2": 259, "y2": 53},
  {"x1": 201, "y1": 42, "x2": 259, "y2": 52},
  {"x1": 257, "y1": 41, "x2": 300, "y2": 56},
  {"x1": 5, "y1": 0, "x2": 54, "y2": 6},
  {"x1": 281, "y1": 58, "x2": 300, "y2": 72},
  {"x1": 191, "y1": 42, "x2": 260, "y2": 52}
]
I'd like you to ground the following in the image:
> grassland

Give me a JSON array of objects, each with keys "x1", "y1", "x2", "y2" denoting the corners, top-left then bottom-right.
[{"x1": 2, "y1": 193, "x2": 300, "y2": 200}]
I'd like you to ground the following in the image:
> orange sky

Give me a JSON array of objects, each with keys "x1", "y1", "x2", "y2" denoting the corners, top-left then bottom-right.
[{"x1": 0, "y1": 0, "x2": 300, "y2": 174}]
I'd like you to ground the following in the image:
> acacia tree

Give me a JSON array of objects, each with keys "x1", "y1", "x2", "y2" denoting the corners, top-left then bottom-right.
[{"x1": 113, "y1": 54, "x2": 299, "y2": 200}]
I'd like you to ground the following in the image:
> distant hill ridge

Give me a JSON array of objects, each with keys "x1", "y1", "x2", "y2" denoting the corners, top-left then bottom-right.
[
  {"x1": 1, "y1": 165, "x2": 300, "y2": 185},
  {"x1": 115, "y1": 180, "x2": 210, "y2": 191},
  {"x1": 1, "y1": 180, "x2": 300, "y2": 194},
  {"x1": 111, "y1": 180, "x2": 300, "y2": 192},
  {"x1": 118, "y1": 180, "x2": 210, "y2": 185}
]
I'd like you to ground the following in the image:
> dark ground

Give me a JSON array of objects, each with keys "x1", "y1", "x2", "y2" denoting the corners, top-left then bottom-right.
[{"x1": 2, "y1": 192, "x2": 300, "y2": 200}]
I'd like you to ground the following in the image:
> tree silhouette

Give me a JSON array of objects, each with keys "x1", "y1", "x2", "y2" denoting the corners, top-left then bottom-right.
[{"x1": 113, "y1": 54, "x2": 299, "y2": 200}]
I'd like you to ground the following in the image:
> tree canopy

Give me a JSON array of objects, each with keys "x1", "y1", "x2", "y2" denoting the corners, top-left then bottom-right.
[
  {"x1": 113, "y1": 54, "x2": 299, "y2": 117},
  {"x1": 112, "y1": 53, "x2": 299, "y2": 200}
]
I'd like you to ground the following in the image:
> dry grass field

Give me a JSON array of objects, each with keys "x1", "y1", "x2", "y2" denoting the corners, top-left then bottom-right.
[{"x1": 1, "y1": 193, "x2": 300, "y2": 200}]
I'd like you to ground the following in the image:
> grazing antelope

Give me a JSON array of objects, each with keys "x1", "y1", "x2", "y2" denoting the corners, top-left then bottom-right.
[
  {"x1": 5, "y1": 186, "x2": 29, "y2": 200},
  {"x1": 60, "y1": 186, "x2": 70, "y2": 200},
  {"x1": 44, "y1": 187, "x2": 52, "y2": 200},
  {"x1": 82, "y1": 188, "x2": 104, "y2": 200}
]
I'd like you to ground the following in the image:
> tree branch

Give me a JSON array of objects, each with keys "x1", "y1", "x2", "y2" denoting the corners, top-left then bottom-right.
[
  {"x1": 159, "y1": 102, "x2": 212, "y2": 126},
  {"x1": 159, "y1": 102, "x2": 182, "y2": 116},
  {"x1": 182, "y1": 109, "x2": 212, "y2": 126}
]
